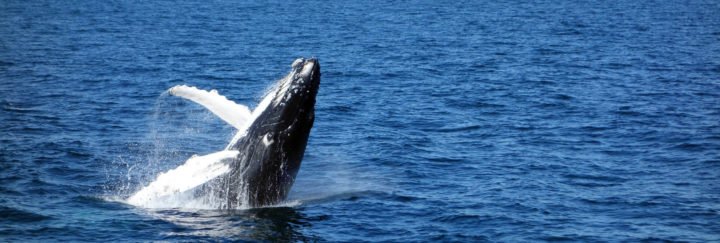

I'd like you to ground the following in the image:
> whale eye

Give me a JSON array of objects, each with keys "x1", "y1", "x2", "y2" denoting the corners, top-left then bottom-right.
[{"x1": 262, "y1": 133, "x2": 274, "y2": 146}]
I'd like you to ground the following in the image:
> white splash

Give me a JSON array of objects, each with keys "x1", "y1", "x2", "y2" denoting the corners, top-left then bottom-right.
[
  {"x1": 126, "y1": 82, "x2": 283, "y2": 209},
  {"x1": 126, "y1": 85, "x2": 259, "y2": 209},
  {"x1": 127, "y1": 150, "x2": 238, "y2": 208}
]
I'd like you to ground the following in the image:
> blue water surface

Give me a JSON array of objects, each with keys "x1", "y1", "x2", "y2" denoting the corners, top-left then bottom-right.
[{"x1": 1, "y1": 1, "x2": 719, "y2": 241}]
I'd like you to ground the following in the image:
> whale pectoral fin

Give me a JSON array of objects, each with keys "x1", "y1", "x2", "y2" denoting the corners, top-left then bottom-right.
[
  {"x1": 126, "y1": 150, "x2": 239, "y2": 206},
  {"x1": 168, "y1": 85, "x2": 252, "y2": 130}
]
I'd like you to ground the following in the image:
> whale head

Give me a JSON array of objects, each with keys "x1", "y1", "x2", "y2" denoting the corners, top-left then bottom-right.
[{"x1": 268, "y1": 58, "x2": 320, "y2": 139}]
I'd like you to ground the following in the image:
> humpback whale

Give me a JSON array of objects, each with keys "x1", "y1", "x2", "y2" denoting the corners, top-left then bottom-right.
[
  {"x1": 127, "y1": 58, "x2": 320, "y2": 208},
  {"x1": 218, "y1": 58, "x2": 320, "y2": 207}
]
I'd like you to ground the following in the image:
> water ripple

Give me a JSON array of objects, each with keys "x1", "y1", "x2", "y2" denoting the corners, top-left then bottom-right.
[{"x1": 1, "y1": 0, "x2": 719, "y2": 242}]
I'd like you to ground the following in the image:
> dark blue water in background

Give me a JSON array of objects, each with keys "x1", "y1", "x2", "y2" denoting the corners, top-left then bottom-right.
[{"x1": 2, "y1": 1, "x2": 719, "y2": 241}]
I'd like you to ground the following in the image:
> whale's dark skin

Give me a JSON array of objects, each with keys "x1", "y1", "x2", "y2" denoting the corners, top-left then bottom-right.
[{"x1": 213, "y1": 58, "x2": 320, "y2": 208}]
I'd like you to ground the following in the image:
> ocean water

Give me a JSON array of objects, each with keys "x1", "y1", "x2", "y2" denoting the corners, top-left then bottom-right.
[{"x1": 1, "y1": 0, "x2": 719, "y2": 241}]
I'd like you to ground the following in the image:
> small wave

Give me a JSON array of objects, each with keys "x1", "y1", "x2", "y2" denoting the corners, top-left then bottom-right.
[
  {"x1": 0, "y1": 186, "x2": 22, "y2": 196},
  {"x1": 552, "y1": 94, "x2": 574, "y2": 100},
  {"x1": 578, "y1": 197, "x2": 626, "y2": 206},
  {"x1": 563, "y1": 181, "x2": 621, "y2": 188},
  {"x1": 1, "y1": 101, "x2": 39, "y2": 113},
  {"x1": 602, "y1": 62, "x2": 634, "y2": 70},
  {"x1": 578, "y1": 125, "x2": 609, "y2": 132},
  {"x1": 0, "y1": 206, "x2": 52, "y2": 223},
  {"x1": 292, "y1": 190, "x2": 390, "y2": 205},
  {"x1": 432, "y1": 124, "x2": 482, "y2": 133},
  {"x1": 578, "y1": 196, "x2": 672, "y2": 208},
  {"x1": 614, "y1": 106, "x2": 644, "y2": 116},
  {"x1": 534, "y1": 102, "x2": 568, "y2": 109},
  {"x1": 325, "y1": 105, "x2": 355, "y2": 113},
  {"x1": 562, "y1": 173, "x2": 629, "y2": 183},
  {"x1": 474, "y1": 102, "x2": 505, "y2": 108},
  {"x1": 538, "y1": 235, "x2": 598, "y2": 242},
  {"x1": 534, "y1": 47, "x2": 566, "y2": 55},
  {"x1": 425, "y1": 156, "x2": 467, "y2": 163},
  {"x1": 188, "y1": 74, "x2": 228, "y2": 81},
  {"x1": 65, "y1": 150, "x2": 92, "y2": 159},
  {"x1": 0, "y1": 60, "x2": 15, "y2": 67},
  {"x1": 670, "y1": 142, "x2": 708, "y2": 152},
  {"x1": 46, "y1": 165, "x2": 93, "y2": 178},
  {"x1": 433, "y1": 214, "x2": 486, "y2": 223}
]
